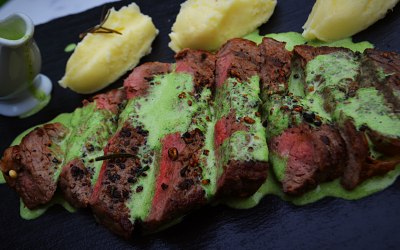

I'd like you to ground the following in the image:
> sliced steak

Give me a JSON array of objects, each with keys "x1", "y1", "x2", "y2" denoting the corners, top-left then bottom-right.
[
  {"x1": 58, "y1": 159, "x2": 92, "y2": 208},
  {"x1": 84, "y1": 88, "x2": 126, "y2": 114},
  {"x1": 56, "y1": 89, "x2": 126, "y2": 208},
  {"x1": 270, "y1": 123, "x2": 346, "y2": 195},
  {"x1": 144, "y1": 131, "x2": 207, "y2": 231},
  {"x1": 90, "y1": 62, "x2": 173, "y2": 238},
  {"x1": 291, "y1": 45, "x2": 357, "y2": 99},
  {"x1": 367, "y1": 129, "x2": 400, "y2": 157},
  {"x1": 215, "y1": 38, "x2": 261, "y2": 87},
  {"x1": 144, "y1": 49, "x2": 215, "y2": 231},
  {"x1": 124, "y1": 62, "x2": 171, "y2": 99},
  {"x1": 175, "y1": 48, "x2": 216, "y2": 90},
  {"x1": 90, "y1": 123, "x2": 147, "y2": 239},
  {"x1": 214, "y1": 38, "x2": 269, "y2": 198},
  {"x1": 339, "y1": 120, "x2": 400, "y2": 190},
  {"x1": 359, "y1": 49, "x2": 400, "y2": 113},
  {"x1": 0, "y1": 123, "x2": 69, "y2": 209},
  {"x1": 259, "y1": 37, "x2": 292, "y2": 99},
  {"x1": 293, "y1": 45, "x2": 351, "y2": 66}
]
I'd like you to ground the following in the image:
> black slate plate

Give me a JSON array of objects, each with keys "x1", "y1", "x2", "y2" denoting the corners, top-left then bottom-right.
[{"x1": 0, "y1": 0, "x2": 399, "y2": 249}]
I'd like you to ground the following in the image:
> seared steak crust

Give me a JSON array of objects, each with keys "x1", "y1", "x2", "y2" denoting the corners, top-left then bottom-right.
[
  {"x1": 0, "y1": 123, "x2": 68, "y2": 209},
  {"x1": 90, "y1": 123, "x2": 148, "y2": 239},
  {"x1": 175, "y1": 48, "x2": 216, "y2": 91},
  {"x1": 216, "y1": 160, "x2": 269, "y2": 198},
  {"x1": 216, "y1": 38, "x2": 262, "y2": 87},
  {"x1": 259, "y1": 37, "x2": 292, "y2": 99},
  {"x1": 124, "y1": 62, "x2": 171, "y2": 99},
  {"x1": 59, "y1": 159, "x2": 92, "y2": 208},
  {"x1": 293, "y1": 45, "x2": 351, "y2": 66}
]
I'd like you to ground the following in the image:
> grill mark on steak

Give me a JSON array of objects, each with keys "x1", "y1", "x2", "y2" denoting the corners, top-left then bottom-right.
[
  {"x1": 0, "y1": 123, "x2": 68, "y2": 209},
  {"x1": 270, "y1": 123, "x2": 346, "y2": 195}
]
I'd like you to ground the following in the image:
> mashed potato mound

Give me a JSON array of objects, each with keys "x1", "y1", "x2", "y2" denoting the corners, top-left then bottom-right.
[
  {"x1": 303, "y1": 0, "x2": 399, "y2": 42},
  {"x1": 169, "y1": 0, "x2": 277, "y2": 52},
  {"x1": 59, "y1": 3, "x2": 158, "y2": 94}
]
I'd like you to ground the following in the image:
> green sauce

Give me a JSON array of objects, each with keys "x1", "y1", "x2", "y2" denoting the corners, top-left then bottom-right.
[
  {"x1": 123, "y1": 72, "x2": 216, "y2": 220},
  {"x1": 244, "y1": 30, "x2": 373, "y2": 52},
  {"x1": 217, "y1": 76, "x2": 268, "y2": 160},
  {"x1": 20, "y1": 195, "x2": 76, "y2": 220},
  {"x1": 334, "y1": 87, "x2": 400, "y2": 137},
  {"x1": 214, "y1": 76, "x2": 269, "y2": 185},
  {"x1": 0, "y1": 18, "x2": 25, "y2": 40},
  {"x1": 64, "y1": 43, "x2": 77, "y2": 53}
]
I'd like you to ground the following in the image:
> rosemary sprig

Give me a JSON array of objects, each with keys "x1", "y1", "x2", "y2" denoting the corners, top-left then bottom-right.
[
  {"x1": 95, "y1": 153, "x2": 136, "y2": 162},
  {"x1": 79, "y1": 9, "x2": 122, "y2": 39}
]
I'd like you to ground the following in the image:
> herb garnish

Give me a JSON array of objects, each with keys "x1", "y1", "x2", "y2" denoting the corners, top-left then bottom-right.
[{"x1": 79, "y1": 9, "x2": 122, "y2": 39}]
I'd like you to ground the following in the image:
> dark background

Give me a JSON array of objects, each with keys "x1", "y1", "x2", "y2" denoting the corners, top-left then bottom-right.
[{"x1": 0, "y1": 0, "x2": 399, "y2": 249}]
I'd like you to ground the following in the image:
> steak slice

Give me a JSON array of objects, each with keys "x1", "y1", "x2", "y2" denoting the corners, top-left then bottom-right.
[
  {"x1": 175, "y1": 48, "x2": 216, "y2": 90},
  {"x1": 293, "y1": 45, "x2": 351, "y2": 66},
  {"x1": 339, "y1": 120, "x2": 400, "y2": 190},
  {"x1": 259, "y1": 37, "x2": 292, "y2": 100},
  {"x1": 359, "y1": 49, "x2": 400, "y2": 113},
  {"x1": 124, "y1": 62, "x2": 172, "y2": 99},
  {"x1": 143, "y1": 49, "x2": 215, "y2": 231},
  {"x1": 144, "y1": 131, "x2": 207, "y2": 231},
  {"x1": 56, "y1": 89, "x2": 126, "y2": 208},
  {"x1": 215, "y1": 38, "x2": 261, "y2": 87},
  {"x1": 270, "y1": 123, "x2": 346, "y2": 195},
  {"x1": 90, "y1": 62, "x2": 172, "y2": 238},
  {"x1": 214, "y1": 38, "x2": 269, "y2": 198},
  {"x1": 58, "y1": 159, "x2": 92, "y2": 208},
  {"x1": 0, "y1": 123, "x2": 68, "y2": 209},
  {"x1": 90, "y1": 123, "x2": 147, "y2": 239}
]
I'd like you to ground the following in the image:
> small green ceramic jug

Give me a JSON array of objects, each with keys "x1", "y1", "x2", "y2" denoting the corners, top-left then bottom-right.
[{"x1": 0, "y1": 13, "x2": 52, "y2": 117}]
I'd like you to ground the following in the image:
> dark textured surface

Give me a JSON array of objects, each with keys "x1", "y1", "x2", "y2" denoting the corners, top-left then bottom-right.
[{"x1": 0, "y1": 0, "x2": 399, "y2": 249}]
